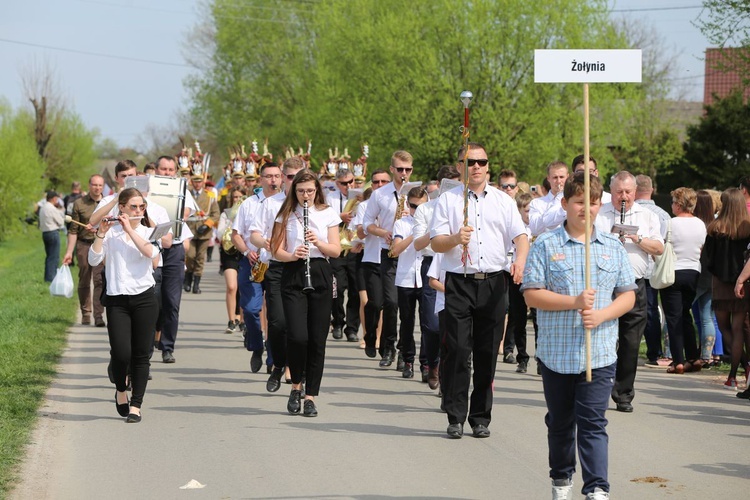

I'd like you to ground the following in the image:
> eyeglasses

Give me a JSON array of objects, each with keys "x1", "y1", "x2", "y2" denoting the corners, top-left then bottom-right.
[
  {"x1": 263, "y1": 174, "x2": 282, "y2": 179},
  {"x1": 371, "y1": 179, "x2": 389, "y2": 185},
  {"x1": 394, "y1": 167, "x2": 413, "y2": 173},
  {"x1": 286, "y1": 174, "x2": 296, "y2": 180},
  {"x1": 296, "y1": 189, "x2": 316, "y2": 195},
  {"x1": 467, "y1": 159, "x2": 489, "y2": 167},
  {"x1": 128, "y1": 204, "x2": 146, "y2": 211},
  {"x1": 501, "y1": 183, "x2": 517, "y2": 189},
  {"x1": 408, "y1": 202, "x2": 420, "y2": 209},
  {"x1": 338, "y1": 179, "x2": 354, "y2": 185}
]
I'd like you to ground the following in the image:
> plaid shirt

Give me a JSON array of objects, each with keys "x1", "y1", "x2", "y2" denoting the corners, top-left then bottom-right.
[{"x1": 521, "y1": 224, "x2": 637, "y2": 374}]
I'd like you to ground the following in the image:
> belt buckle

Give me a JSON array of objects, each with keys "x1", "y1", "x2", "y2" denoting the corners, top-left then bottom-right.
[{"x1": 474, "y1": 272, "x2": 487, "y2": 280}]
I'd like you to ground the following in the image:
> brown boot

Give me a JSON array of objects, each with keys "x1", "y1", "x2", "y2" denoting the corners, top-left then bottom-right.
[{"x1": 428, "y1": 367, "x2": 439, "y2": 390}]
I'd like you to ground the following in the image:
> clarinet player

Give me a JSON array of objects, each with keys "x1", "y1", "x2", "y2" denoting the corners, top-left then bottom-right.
[{"x1": 270, "y1": 170, "x2": 341, "y2": 417}]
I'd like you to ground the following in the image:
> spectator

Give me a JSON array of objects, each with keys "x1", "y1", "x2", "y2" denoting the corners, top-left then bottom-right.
[
  {"x1": 39, "y1": 190, "x2": 65, "y2": 282},
  {"x1": 691, "y1": 190, "x2": 717, "y2": 366},
  {"x1": 660, "y1": 188, "x2": 706, "y2": 374}
]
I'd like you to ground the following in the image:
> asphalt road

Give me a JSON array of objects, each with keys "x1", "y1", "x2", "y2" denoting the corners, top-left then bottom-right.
[{"x1": 11, "y1": 259, "x2": 750, "y2": 499}]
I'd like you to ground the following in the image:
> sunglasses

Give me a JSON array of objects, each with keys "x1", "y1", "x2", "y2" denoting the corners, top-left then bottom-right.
[
  {"x1": 467, "y1": 159, "x2": 489, "y2": 167},
  {"x1": 394, "y1": 167, "x2": 413, "y2": 173},
  {"x1": 501, "y1": 183, "x2": 517, "y2": 189},
  {"x1": 286, "y1": 174, "x2": 296, "y2": 180},
  {"x1": 128, "y1": 204, "x2": 146, "y2": 211},
  {"x1": 408, "y1": 202, "x2": 420, "y2": 209},
  {"x1": 338, "y1": 179, "x2": 354, "y2": 185},
  {"x1": 372, "y1": 179, "x2": 389, "y2": 185}
]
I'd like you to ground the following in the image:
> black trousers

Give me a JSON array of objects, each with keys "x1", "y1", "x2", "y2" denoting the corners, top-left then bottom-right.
[
  {"x1": 330, "y1": 252, "x2": 361, "y2": 335},
  {"x1": 442, "y1": 271, "x2": 508, "y2": 428},
  {"x1": 644, "y1": 280, "x2": 664, "y2": 361},
  {"x1": 107, "y1": 288, "x2": 158, "y2": 408},
  {"x1": 419, "y1": 257, "x2": 440, "y2": 368},
  {"x1": 282, "y1": 258, "x2": 333, "y2": 397},
  {"x1": 263, "y1": 262, "x2": 287, "y2": 368},
  {"x1": 659, "y1": 270, "x2": 700, "y2": 365},
  {"x1": 159, "y1": 244, "x2": 185, "y2": 353},
  {"x1": 504, "y1": 278, "x2": 531, "y2": 363},
  {"x1": 612, "y1": 278, "x2": 647, "y2": 405},
  {"x1": 363, "y1": 251, "x2": 399, "y2": 356}
]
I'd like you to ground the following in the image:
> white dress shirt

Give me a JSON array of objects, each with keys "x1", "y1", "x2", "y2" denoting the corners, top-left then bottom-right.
[
  {"x1": 393, "y1": 216, "x2": 422, "y2": 287},
  {"x1": 88, "y1": 224, "x2": 159, "y2": 296},
  {"x1": 250, "y1": 191, "x2": 286, "y2": 262},
  {"x1": 431, "y1": 185, "x2": 526, "y2": 274},
  {"x1": 363, "y1": 182, "x2": 403, "y2": 250},
  {"x1": 232, "y1": 191, "x2": 267, "y2": 252},
  {"x1": 528, "y1": 191, "x2": 562, "y2": 237},
  {"x1": 427, "y1": 253, "x2": 445, "y2": 314},
  {"x1": 412, "y1": 198, "x2": 436, "y2": 257},
  {"x1": 594, "y1": 202, "x2": 664, "y2": 279},
  {"x1": 356, "y1": 200, "x2": 381, "y2": 264},
  {"x1": 276, "y1": 205, "x2": 341, "y2": 257}
]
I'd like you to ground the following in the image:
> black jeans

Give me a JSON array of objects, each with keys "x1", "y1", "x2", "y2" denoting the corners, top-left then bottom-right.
[
  {"x1": 159, "y1": 244, "x2": 185, "y2": 353},
  {"x1": 505, "y1": 278, "x2": 531, "y2": 363},
  {"x1": 612, "y1": 279, "x2": 647, "y2": 405},
  {"x1": 107, "y1": 288, "x2": 158, "y2": 408},
  {"x1": 659, "y1": 270, "x2": 700, "y2": 365}
]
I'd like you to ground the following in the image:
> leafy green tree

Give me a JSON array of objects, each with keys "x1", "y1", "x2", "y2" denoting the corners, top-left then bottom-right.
[
  {"x1": 695, "y1": 1, "x2": 750, "y2": 83},
  {"x1": 41, "y1": 113, "x2": 98, "y2": 189},
  {"x1": 0, "y1": 100, "x2": 45, "y2": 241},
  {"x1": 186, "y1": 0, "x2": 671, "y2": 183},
  {"x1": 683, "y1": 90, "x2": 750, "y2": 189}
]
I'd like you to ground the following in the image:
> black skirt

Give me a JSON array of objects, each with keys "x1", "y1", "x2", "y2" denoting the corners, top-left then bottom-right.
[{"x1": 220, "y1": 247, "x2": 242, "y2": 272}]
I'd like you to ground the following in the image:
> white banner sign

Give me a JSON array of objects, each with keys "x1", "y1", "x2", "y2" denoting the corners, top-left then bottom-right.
[{"x1": 534, "y1": 49, "x2": 642, "y2": 83}]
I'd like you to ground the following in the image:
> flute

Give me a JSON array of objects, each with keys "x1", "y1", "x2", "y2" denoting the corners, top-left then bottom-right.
[
  {"x1": 302, "y1": 201, "x2": 314, "y2": 294},
  {"x1": 102, "y1": 216, "x2": 144, "y2": 223}
]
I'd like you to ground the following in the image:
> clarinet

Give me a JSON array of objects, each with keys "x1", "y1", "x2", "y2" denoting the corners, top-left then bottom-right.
[
  {"x1": 619, "y1": 200, "x2": 626, "y2": 242},
  {"x1": 302, "y1": 200, "x2": 314, "y2": 294}
]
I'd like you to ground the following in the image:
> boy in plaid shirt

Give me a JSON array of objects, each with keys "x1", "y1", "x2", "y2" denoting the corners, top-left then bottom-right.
[{"x1": 521, "y1": 172, "x2": 636, "y2": 500}]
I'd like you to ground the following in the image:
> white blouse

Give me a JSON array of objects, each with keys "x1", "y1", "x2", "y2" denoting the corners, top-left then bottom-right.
[
  {"x1": 88, "y1": 224, "x2": 159, "y2": 296},
  {"x1": 276, "y1": 205, "x2": 341, "y2": 258}
]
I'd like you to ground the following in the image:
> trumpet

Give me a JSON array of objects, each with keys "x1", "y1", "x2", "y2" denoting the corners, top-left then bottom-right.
[
  {"x1": 387, "y1": 176, "x2": 406, "y2": 258},
  {"x1": 303, "y1": 201, "x2": 314, "y2": 294}
]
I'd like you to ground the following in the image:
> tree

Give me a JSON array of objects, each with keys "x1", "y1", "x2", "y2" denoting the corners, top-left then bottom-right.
[
  {"x1": 186, "y1": 0, "x2": 674, "y2": 183},
  {"x1": 683, "y1": 90, "x2": 750, "y2": 189},
  {"x1": 0, "y1": 99, "x2": 45, "y2": 241},
  {"x1": 695, "y1": 1, "x2": 750, "y2": 83}
]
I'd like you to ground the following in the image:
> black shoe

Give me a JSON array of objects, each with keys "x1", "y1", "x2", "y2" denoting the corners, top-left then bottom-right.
[
  {"x1": 379, "y1": 351, "x2": 394, "y2": 367},
  {"x1": 365, "y1": 346, "x2": 377, "y2": 358},
  {"x1": 126, "y1": 412, "x2": 142, "y2": 423},
  {"x1": 447, "y1": 423, "x2": 463, "y2": 439},
  {"x1": 472, "y1": 424, "x2": 491, "y2": 438},
  {"x1": 287, "y1": 389, "x2": 302, "y2": 414},
  {"x1": 266, "y1": 367, "x2": 283, "y2": 393},
  {"x1": 402, "y1": 362, "x2": 414, "y2": 379},
  {"x1": 192, "y1": 276, "x2": 202, "y2": 294},
  {"x1": 536, "y1": 362, "x2": 542, "y2": 375},
  {"x1": 616, "y1": 402, "x2": 634, "y2": 413},
  {"x1": 396, "y1": 352, "x2": 405, "y2": 371},
  {"x1": 503, "y1": 353, "x2": 516, "y2": 364},
  {"x1": 250, "y1": 350, "x2": 263, "y2": 373},
  {"x1": 115, "y1": 391, "x2": 129, "y2": 417},
  {"x1": 420, "y1": 365, "x2": 430, "y2": 383},
  {"x1": 162, "y1": 351, "x2": 175, "y2": 363},
  {"x1": 331, "y1": 327, "x2": 343, "y2": 340},
  {"x1": 183, "y1": 272, "x2": 193, "y2": 292},
  {"x1": 346, "y1": 332, "x2": 358, "y2": 342},
  {"x1": 737, "y1": 388, "x2": 750, "y2": 399},
  {"x1": 95, "y1": 318, "x2": 106, "y2": 327},
  {"x1": 516, "y1": 361, "x2": 528, "y2": 373},
  {"x1": 303, "y1": 399, "x2": 318, "y2": 417}
]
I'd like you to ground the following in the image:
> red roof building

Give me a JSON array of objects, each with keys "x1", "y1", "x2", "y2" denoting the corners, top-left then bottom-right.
[{"x1": 704, "y1": 48, "x2": 750, "y2": 106}]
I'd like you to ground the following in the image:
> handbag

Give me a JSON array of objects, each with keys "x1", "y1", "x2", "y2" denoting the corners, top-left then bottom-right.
[
  {"x1": 49, "y1": 265, "x2": 74, "y2": 298},
  {"x1": 650, "y1": 220, "x2": 676, "y2": 290}
]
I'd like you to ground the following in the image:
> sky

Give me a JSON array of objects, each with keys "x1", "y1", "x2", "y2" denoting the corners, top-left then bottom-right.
[{"x1": 0, "y1": 0, "x2": 712, "y2": 150}]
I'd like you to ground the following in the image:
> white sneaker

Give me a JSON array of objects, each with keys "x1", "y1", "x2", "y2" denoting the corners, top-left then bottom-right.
[
  {"x1": 551, "y1": 479, "x2": 573, "y2": 500},
  {"x1": 586, "y1": 487, "x2": 610, "y2": 499}
]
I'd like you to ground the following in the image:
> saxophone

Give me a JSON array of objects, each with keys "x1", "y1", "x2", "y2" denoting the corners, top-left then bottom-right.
[{"x1": 387, "y1": 177, "x2": 406, "y2": 258}]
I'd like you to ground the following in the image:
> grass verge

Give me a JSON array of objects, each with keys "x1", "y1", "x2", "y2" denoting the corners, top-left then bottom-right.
[{"x1": 0, "y1": 232, "x2": 76, "y2": 497}]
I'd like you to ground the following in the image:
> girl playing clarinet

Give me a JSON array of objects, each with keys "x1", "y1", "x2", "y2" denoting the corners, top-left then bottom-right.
[{"x1": 270, "y1": 170, "x2": 341, "y2": 417}]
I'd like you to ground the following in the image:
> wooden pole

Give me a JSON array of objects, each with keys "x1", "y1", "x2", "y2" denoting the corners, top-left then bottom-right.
[{"x1": 583, "y1": 83, "x2": 592, "y2": 382}]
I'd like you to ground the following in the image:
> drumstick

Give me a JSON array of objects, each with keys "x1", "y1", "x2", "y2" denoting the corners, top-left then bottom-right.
[{"x1": 64, "y1": 215, "x2": 89, "y2": 228}]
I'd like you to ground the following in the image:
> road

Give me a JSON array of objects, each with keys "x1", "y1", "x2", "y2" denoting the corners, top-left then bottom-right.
[{"x1": 11, "y1": 258, "x2": 750, "y2": 499}]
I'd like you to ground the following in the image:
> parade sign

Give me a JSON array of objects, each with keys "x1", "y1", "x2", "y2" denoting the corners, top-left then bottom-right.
[{"x1": 534, "y1": 49, "x2": 642, "y2": 83}]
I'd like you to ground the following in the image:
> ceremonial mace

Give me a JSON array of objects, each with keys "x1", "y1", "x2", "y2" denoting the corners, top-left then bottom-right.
[{"x1": 460, "y1": 90, "x2": 473, "y2": 277}]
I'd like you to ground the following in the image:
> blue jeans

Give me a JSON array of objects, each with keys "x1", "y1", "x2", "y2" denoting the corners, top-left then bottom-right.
[
  {"x1": 541, "y1": 361, "x2": 616, "y2": 496},
  {"x1": 238, "y1": 258, "x2": 266, "y2": 355},
  {"x1": 692, "y1": 286, "x2": 716, "y2": 360},
  {"x1": 43, "y1": 230, "x2": 60, "y2": 282}
]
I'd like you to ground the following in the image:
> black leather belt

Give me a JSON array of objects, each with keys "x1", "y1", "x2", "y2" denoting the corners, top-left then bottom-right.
[{"x1": 449, "y1": 271, "x2": 503, "y2": 280}]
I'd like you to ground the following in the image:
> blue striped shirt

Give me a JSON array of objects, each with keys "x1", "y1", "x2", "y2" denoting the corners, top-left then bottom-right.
[{"x1": 521, "y1": 224, "x2": 637, "y2": 374}]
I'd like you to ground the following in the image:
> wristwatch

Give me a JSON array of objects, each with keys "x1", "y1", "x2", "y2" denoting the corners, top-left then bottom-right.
[
  {"x1": 243, "y1": 250, "x2": 249, "y2": 257},
  {"x1": 637, "y1": 235, "x2": 643, "y2": 244}
]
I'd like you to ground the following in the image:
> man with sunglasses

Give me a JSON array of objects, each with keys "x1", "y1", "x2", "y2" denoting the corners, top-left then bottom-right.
[
  {"x1": 431, "y1": 142, "x2": 529, "y2": 439},
  {"x1": 326, "y1": 169, "x2": 361, "y2": 342},
  {"x1": 498, "y1": 169, "x2": 520, "y2": 199},
  {"x1": 363, "y1": 152, "x2": 414, "y2": 366}
]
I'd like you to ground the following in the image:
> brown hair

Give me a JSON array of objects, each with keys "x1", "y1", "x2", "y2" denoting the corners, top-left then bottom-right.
[
  {"x1": 693, "y1": 190, "x2": 714, "y2": 227},
  {"x1": 269, "y1": 169, "x2": 328, "y2": 256},
  {"x1": 707, "y1": 188, "x2": 750, "y2": 239},
  {"x1": 563, "y1": 171, "x2": 603, "y2": 202},
  {"x1": 118, "y1": 187, "x2": 151, "y2": 227},
  {"x1": 671, "y1": 187, "x2": 697, "y2": 214},
  {"x1": 390, "y1": 150, "x2": 413, "y2": 166}
]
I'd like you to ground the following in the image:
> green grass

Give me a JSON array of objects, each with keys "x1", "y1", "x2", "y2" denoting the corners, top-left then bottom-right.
[{"x1": 0, "y1": 232, "x2": 76, "y2": 496}]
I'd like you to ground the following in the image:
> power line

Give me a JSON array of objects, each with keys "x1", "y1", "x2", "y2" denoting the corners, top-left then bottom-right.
[
  {"x1": 0, "y1": 37, "x2": 192, "y2": 68},
  {"x1": 611, "y1": 4, "x2": 702, "y2": 13}
]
